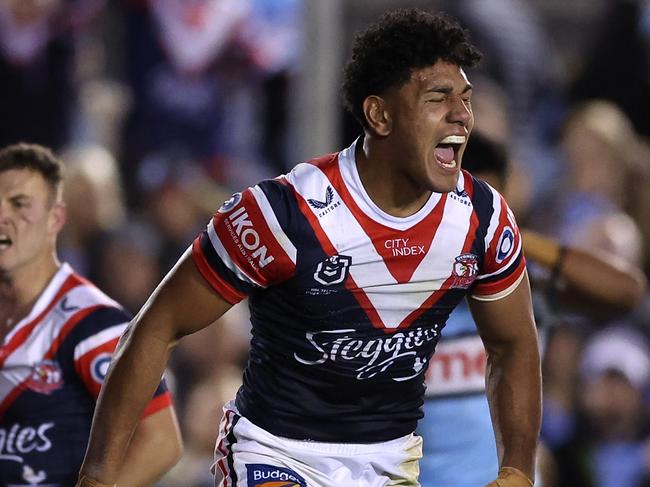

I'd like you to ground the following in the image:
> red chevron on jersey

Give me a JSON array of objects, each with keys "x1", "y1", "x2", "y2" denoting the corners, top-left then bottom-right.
[
  {"x1": 0, "y1": 266, "x2": 119, "y2": 417},
  {"x1": 0, "y1": 263, "x2": 172, "y2": 483},
  {"x1": 327, "y1": 160, "x2": 449, "y2": 283},
  {"x1": 190, "y1": 139, "x2": 526, "y2": 443},
  {"x1": 0, "y1": 274, "x2": 80, "y2": 366},
  {"x1": 286, "y1": 154, "x2": 477, "y2": 330}
]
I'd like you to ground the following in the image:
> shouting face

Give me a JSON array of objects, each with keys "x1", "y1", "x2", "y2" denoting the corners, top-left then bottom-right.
[{"x1": 381, "y1": 61, "x2": 474, "y2": 193}]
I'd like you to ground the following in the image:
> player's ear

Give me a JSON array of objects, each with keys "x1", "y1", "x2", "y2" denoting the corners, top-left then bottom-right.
[
  {"x1": 47, "y1": 201, "x2": 67, "y2": 237},
  {"x1": 362, "y1": 95, "x2": 393, "y2": 137}
]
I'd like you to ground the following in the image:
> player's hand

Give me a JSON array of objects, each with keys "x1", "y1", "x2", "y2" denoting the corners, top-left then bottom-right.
[
  {"x1": 75, "y1": 475, "x2": 116, "y2": 487},
  {"x1": 485, "y1": 467, "x2": 534, "y2": 486}
]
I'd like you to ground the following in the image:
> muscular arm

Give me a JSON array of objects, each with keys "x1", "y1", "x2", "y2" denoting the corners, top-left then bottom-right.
[
  {"x1": 117, "y1": 406, "x2": 183, "y2": 487},
  {"x1": 469, "y1": 271, "x2": 541, "y2": 481},
  {"x1": 78, "y1": 249, "x2": 234, "y2": 485},
  {"x1": 523, "y1": 229, "x2": 647, "y2": 311}
]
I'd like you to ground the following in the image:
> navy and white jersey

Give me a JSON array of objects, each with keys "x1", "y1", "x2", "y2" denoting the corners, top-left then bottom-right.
[
  {"x1": 192, "y1": 139, "x2": 525, "y2": 443},
  {"x1": 0, "y1": 263, "x2": 172, "y2": 487}
]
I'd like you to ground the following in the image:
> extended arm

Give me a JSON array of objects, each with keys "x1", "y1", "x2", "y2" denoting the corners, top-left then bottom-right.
[
  {"x1": 469, "y1": 271, "x2": 541, "y2": 484},
  {"x1": 523, "y1": 229, "x2": 647, "y2": 311},
  {"x1": 77, "y1": 249, "x2": 234, "y2": 485},
  {"x1": 117, "y1": 406, "x2": 183, "y2": 487}
]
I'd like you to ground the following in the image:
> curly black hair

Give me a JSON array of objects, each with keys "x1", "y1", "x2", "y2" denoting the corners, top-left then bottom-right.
[{"x1": 342, "y1": 9, "x2": 482, "y2": 129}]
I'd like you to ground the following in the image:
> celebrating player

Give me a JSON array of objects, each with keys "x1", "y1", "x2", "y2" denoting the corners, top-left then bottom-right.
[
  {"x1": 0, "y1": 143, "x2": 182, "y2": 486},
  {"x1": 78, "y1": 9, "x2": 540, "y2": 487},
  {"x1": 418, "y1": 132, "x2": 647, "y2": 486}
]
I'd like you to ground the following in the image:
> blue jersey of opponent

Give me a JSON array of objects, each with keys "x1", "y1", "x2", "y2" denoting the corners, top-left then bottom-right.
[{"x1": 418, "y1": 301, "x2": 497, "y2": 486}]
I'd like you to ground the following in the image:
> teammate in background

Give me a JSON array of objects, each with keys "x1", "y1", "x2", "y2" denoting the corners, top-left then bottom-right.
[
  {"x1": 418, "y1": 132, "x2": 647, "y2": 486},
  {"x1": 78, "y1": 10, "x2": 540, "y2": 487},
  {"x1": 0, "y1": 143, "x2": 182, "y2": 486}
]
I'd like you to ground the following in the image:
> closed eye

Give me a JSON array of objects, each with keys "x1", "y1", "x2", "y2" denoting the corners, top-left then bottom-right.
[{"x1": 9, "y1": 196, "x2": 30, "y2": 209}]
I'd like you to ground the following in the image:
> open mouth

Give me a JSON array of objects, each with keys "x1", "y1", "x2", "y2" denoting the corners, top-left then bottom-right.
[
  {"x1": 0, "y1": 235, "x2": 12, "y2": 251},
  {"x1": 434, "y1": 135, "x2": 466, "y2": 170}
]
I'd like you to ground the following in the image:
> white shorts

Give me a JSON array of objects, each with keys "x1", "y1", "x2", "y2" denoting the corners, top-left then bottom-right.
[{"x1": 212, "y1": 401, "x2": 422, "y2": 487}]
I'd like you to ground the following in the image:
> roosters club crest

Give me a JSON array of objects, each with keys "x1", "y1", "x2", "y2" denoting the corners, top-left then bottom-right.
[
  {"x1": 451, "y1": 253, "x2": 478, "y2": 289},
  {"x1": 26, "y1": 360, "x2": 63, "y2": 395}
]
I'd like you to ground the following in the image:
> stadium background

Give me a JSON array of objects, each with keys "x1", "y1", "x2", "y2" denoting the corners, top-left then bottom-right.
[{"x1": 2, "y1": 0, "x2": 650, "y2": 485}]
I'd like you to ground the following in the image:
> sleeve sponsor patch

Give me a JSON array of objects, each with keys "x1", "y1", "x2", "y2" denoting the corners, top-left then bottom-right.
[
  {"x1": 192, "y1": 188, "x2": 296, "y2": 298},
  {"x1": 90, "y1": 352, "x2": 112, "y2": 384}
]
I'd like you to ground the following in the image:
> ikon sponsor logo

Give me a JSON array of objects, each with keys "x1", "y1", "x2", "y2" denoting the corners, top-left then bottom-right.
[
  {"x1": 384, "y1": 238, "x2": 425, "y2": 257},
  {"x1": 246, "y1": 463, "x2": 307, "y2": 487},
  {"x1": 224, "y1": 206, "x2": 274, "y2": 269},
  {"x1": 0, "y1": 423, "x2": 54, "y2": 462},
  {"x1": 294, "y1": 327, "x2": 440, "y2": 381},
  {"x1": 313, "y1": 255, "x2": 351, "y2": 285}
]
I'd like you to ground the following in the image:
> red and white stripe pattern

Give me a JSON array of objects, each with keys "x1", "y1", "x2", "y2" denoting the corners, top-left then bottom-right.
[
  {"x1": 471, "y1": 187, "x2": 525, "y2": 301},
  {"x1": 213, "y1": 407, "x2": 239, "y2": 487},
  {"x1": 73, "y1": 323, "x2": 127, "y2": 397},
  {"x1": 0, "y1": 264, "x2": 172, "y2": 419},
  {"x1": 197, "y1": 186, "x2": 297, "y2": 295},
  {"x1": 0, "y1": 264, "x2": 121, "y2": 415},
  {"x1": 284, "y1": 145, "x2": 478, "y2": 330},
  {"x1": 196, "y1": 140, "x2": 525, "y2": 328}
]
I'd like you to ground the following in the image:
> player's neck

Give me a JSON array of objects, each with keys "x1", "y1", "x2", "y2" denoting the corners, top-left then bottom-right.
[
  {"x1": 2, "y1": 254, "x2": 60, "y2": 329},
  {"x1": 356, "y1": 137, "x2": 431, "y2": 217}
]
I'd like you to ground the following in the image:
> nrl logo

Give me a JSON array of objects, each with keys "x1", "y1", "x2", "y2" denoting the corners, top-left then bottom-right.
[{"x1": 314, "y1": 254, "x2": 352, "y2": 286}]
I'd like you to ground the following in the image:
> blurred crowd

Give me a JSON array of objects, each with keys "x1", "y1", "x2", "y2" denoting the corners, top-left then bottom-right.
[{"x1": 2, "y1": 0, "x2": 650, "y2": 485}]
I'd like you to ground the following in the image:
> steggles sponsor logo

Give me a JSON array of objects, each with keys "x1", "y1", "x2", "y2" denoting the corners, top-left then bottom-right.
[
  {"x1": 294, "y1": 327, "x2": 440, "y2": 381},
  {"x1": 224, "y1": 206, "x2": 274, "y2": 269},
  {"x1": 384, "y1": 238, "x2": 425, "y2": 257},
  {"x1": 0, "y1": 423, "x2": 54, "y2": 462}
]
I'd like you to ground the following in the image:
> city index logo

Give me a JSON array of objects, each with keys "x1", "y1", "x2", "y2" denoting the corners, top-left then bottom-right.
[
  {"x1": 384, "y1": 238, "x2": 425, "y2": 257},
  {"x1": 224, "y1": 206, "x2": 274, "y2": 269},
  {"x1": 246, "y1": 464, "x2": 307, "y2": 487}
]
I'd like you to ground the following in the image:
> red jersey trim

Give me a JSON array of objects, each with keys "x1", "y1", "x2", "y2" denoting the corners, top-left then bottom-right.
[
  {"x1": 192, "y1": 238, "x2": 246, "y2": 305},
  {"x1": 141, "y1": 390, "x2": 173, "y2": 418}
]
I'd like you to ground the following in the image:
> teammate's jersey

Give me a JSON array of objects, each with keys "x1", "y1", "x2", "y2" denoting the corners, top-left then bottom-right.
[
  {"x1": 192, "y1": 139, "x2": 525, "y2": 443},
  {"x1": 0, "y1": 263, "x2": 172, "y2": 487},
  {"x1": 418, "y1": 302, "x2": 497, "y2": 486}
]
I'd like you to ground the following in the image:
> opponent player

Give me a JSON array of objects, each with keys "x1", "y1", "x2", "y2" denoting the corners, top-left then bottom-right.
[
  {"x1": 78, "y1": 9, "x2": 540, "y2": 487},
  {"x1": 0, "y1": 143, "x2": 182, "y2": 486},
  {"x1": 418, "y1": 133, "x2": 647, "y2": 486}
]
